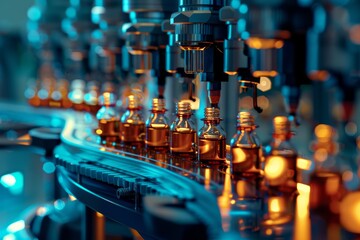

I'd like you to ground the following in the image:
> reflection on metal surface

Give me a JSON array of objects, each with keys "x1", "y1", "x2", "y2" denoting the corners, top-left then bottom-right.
[{"x1": 294, "y1": 183, "x2": 310, "y2": 240}]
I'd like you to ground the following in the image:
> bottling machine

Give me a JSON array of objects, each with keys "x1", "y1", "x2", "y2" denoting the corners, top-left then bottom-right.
[{"x1": 0, "y1": 0, "x2": 360, "y2": 239}]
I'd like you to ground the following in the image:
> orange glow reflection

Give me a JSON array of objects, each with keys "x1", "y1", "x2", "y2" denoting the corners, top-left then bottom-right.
[
  {"x1": 253, "y1": 71, "x2": 278, "y2": 78},
  {"x1": 218, "y1": 168, "x2": 232, "y2": 232},
  {"x1": 308, "y1": 70, "x2": 330, "y2": 81},
  {"x1": 265, "y1": 156, "x2": 287, "y2": 184},
  {"x1": 340, "y1": 192, "x2": 360, "y2": 234},
  {"x1": 325, "y1": 174, "x2": 340, "y2": 195},
  {"x1": 350, "y1": 24, "x2": 360, "y2": 44},
  {"x1": 269, "y1": 197, "x2": 283, "y2": 214},
  {"x1": 204, "y1": 168, "x2": 211, "y2": 191},
  {"x1": 314, "y1": 124, "x2": 334, "y2": 141},
  {"x1": 294, "y1": 183, "x2": 311, "y2": 240},
  {"x1": 247, "y1": 38, "x2": 284, "y2": 49},
  {"x1": 297, "y1": 157, "x2": 312, "y2": 171}
]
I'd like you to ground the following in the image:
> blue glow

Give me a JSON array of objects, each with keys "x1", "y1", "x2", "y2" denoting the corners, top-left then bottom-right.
[
  {"x1": 66, "y1": 8, "x2": 76, "y2": 19},
  {"x1": 50, "y1": 118, "x2": 63, "y2": 127},
  {"x1": 1, "y1": 174, "x2": 16, "y2": 188},
  {"x1": 3, "y1": 233, "x2": 15, "y2": 240},
  {"x1": 345, "y1": 172, "x2": 360, "y2": 191},
  {"x1": 313, "y1": 5, "x2": 326, "y2": 32},
  {"x1": 71, "y1": 0, "x2": 80, "y2": 6},
  {"x1": 229, "y1": 210, "x2": 254, "y2": 217},
  {"x1": 43, "y1": 162, "x2": 56, "y2": 174},
  {"x1": 231, "y1": 0, "x2": 240, "y2": 9},
  {"x1": 6, "y1": 220, "x2": 25, "y2": 233},
  {"x1": 264, "y1": 145, "x2": 271, "y2": 154},
  {"x1": 298, "y1": 0, "x2": 312, "y2": 7},
  {"x1": 241, "y1": 31, "x2": 250, "y2": 40},
  {"x1": 0, "y1": 172, "x2": 24, "y2": 195},
  {"x1": 54, "y1": 199, "x2": 66, "y2": 211},
  {"x1": 27, "y1": 6, "x2": 41, "y2": 21},
  {"x1": 239, "y1": 4, "x2": 248, "y2": 14},
  {"x1": 238, "y1": 19, "x2": 246, "y2": 33}
]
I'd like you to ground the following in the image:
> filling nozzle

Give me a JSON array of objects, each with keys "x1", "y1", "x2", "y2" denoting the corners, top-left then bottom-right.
[{"x1": 207, "y1": 82, "x2": 221, "y2": 108}]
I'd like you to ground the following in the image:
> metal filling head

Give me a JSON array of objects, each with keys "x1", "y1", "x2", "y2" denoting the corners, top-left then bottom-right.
[
  {"x1": 151, "y1": 98, "x2": 166, "y2": 111},
  {"x1": 204, "y1": 107, "x2": 220, "y2": 120},
  {"x1": 237, "y1": 111, "x2": 255, "y2": 127},
  {"x1": 176, "y1": 101, "x2": 192, "y2": 115},
  {"x1": 127, "y1": 94, "x2": 140, "y2": 109},
  {"x1": 273, "y1": 116, "x2": 291, "y2": 135},
  {"x1": 99, "y1": 92, "x2": 116, "y2": 106}
]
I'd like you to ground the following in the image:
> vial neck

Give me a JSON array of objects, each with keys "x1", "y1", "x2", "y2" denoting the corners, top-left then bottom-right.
[
  {"x1": 272, "y1": 133, "x2": 292, "y2": 141},
  {"x1": 237, "y1": 125, "x2": 256, "y2": 131},
  {"x1": 204, "y1": 119, "x2": 220, "y2": 125},
  {"x1": 177, "y1": 114, "x2": 192, "y2": 119}
]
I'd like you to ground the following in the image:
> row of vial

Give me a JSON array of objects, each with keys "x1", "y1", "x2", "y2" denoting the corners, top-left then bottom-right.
[{"x1": 96, "y1": 92, "x2": 298, "y2": 192}]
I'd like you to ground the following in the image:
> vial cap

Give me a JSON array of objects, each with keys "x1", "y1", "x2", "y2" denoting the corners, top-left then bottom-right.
[
  {"x1": 127, "y1": 94, "x2": 140, "y2": 109},
  {"x1": 204, "y1": 107, "x2": 220, "y2": 120},
  {"x1": 273, "y1": 116, "x2": 291, "y2": 135},
  {"x1": 177, "y1": 101, "x2": 192, "y2": 115},
  {"x1": 152, "y1": 98, "x2": 166, "y2": 111},
  {"x1": 99, "y1": 92, "x2": 116, "y2": 106},
  {"x1": 237, "y1": 111, "x2": 255, "y2": 127}
]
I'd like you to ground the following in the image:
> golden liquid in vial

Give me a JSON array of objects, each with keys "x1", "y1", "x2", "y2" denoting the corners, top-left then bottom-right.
[
  {"x1": 28, "y1": 95, "x2": 41, "y2": 107},
  {"x1": 198, "y1": 138, "x2": 226, "y2": 163},
  {"x1": 265, "y1": 155, "x2": 297, "y2": 193},
  {"x1": 86, "y1": 104, "x2": 101, "y2": 115},
  {"x1": 98, "y1": 119, "x2": 120, "y2": 136},
  {"x1": 120, "y1": 123, "x2": 145, "y2": 144},
  {"x1": 310, "y1": 171, "x2": 344, "y2": 214},
  {"x1": 231, "y1": 146, "x2": 260, "y2": 177},
  {"x1": 170, "y1": 130, "x2": 196, "y2": 156},
  {"x1": 145, "y1": 126, "x2": 169, "y2": 149},
  {"x1": 72, "y1": 103, "x2": 85, "y2": 111},
  {"x1": 97, "y1": 119, "x2": 120, "y2": 145}
]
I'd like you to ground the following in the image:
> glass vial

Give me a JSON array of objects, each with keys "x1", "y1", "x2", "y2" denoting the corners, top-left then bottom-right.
[
  {"x1": 230, "y1": 111, "x2": 261, "y2": 177},
  {"x1": 96, "y1": 92, "x2": 120, "y2": 146},
  {"x1": 120, "y1": 95, "x2": 145, "y2": 147},
  {"x1": 198, "y1": 107, "x2": 226, "y2": 164},
  {"x1": 170, "y1": 101, "x2": 197, "y2": 158},
  {"x1": 310, "y1": 124, "x2": 345, "y2": 215},
  {"x1": 84, "y1": 81, "x2": 101, "y2": 115},
  {"x1": 145, "y1": 98, "x2": 169, "y2": 150},
  {"x1": 264, "y1": 116, "x2": 297, "y2": 193},
  {"x1": 68, "y1": 79, "x2": 86, "y2": 111}
]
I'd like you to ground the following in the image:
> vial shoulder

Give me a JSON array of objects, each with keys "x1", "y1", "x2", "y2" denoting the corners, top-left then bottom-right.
[{"x1": 96, "y1": 107, "x2": 120, "y2": 120}]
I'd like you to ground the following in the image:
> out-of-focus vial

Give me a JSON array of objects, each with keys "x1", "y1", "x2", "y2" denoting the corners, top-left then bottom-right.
[
  {"x1": 264, "y1": 116, "x2": 297, "y2": 193},
  {"x1": 145, "y1": 98, "x2": 169, "y2": 150},
  {"x1": 170, "y1": 101, "x2": 197, "y2": 158},
  {"x1": 198, "y1": 107, "x2": 226, "y2": 164},
  {"x1": 68, "y1": 79, "x2": 86, "y2": 111},
  {"x1": 84, "y1": 81, "x2": 101, "y2": 115},
  {"x1": 48, "y1": 79, "x2": 72, "y2": 109},
  {"x1": 96, "y1": 92, "x2": 120, "y2": 146},
  {"x1": 25, "y1": 81, "x2": 41, "y2": 107},
  {"x1": 309, "y1": 124, "x2": 346, "y2": 215},
  {"x1": 120, "y1": 95, "x2": 145, "y2": 147},
  {"x1": 230, "y1": 111, "x2": 262, "y2": 178}
]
